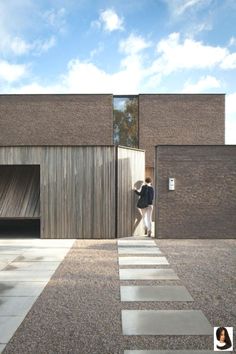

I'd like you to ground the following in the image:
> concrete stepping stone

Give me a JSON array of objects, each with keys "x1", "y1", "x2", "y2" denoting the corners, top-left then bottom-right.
[
  {"x1": 0, "y1": 281, "x2": 47, "y2": 297},
  {"x1": 124, "y1": 351, "x2": 216, "y2": 354},
  {"x1": 119, "y1": 268, "x2": 179, "y2": 280},
  {"x1": 0, "y1": 296, "x2": 38, "y2": 316},
  {"x1": 120, "y1": 285, "x2": 194, "y2": 302},
  {"x1": 119, "y1": 257, "x2": 169, "y2": 266},
  {"x1": 118, "y1": 248, "x2": 162, "y2": 255},
  {"x1": 122, "y1": 310, "x2": 212, "y2": 335},
  {"x1": 118, "y1": 240, "x2": 156, "y2": 247}
]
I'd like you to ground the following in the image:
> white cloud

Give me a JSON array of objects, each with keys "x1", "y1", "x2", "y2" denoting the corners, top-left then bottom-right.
[
  {"x1": 225, "y1": 93, "x2": 236, "y2": 144},
  {"x1": 144, "y1": 32, "x2": 236, "y2": 80},
  {"x1": 220, "y1": 52, "x2": 236, "y2": 69},
  {"x1": 182, "y1": 75, "x2": 221, "y2": 93},
  {"x1": 0, "y1": 36, "x2": 31, "y2": 56},
  {"x1": 8, "y1": 52, "x2": 145, "y2": 94},
  {"x1": 61, "y1": 56, "x2": 143, "y2": 94},
  {"x1": 0, "y1": 34, "x2": 56, "y2": 56},
  {"x1": 33, "y1": 36, "x2": 56, "y2": 55},
  {"x1": 119, "y1": 34, "x2": 151, "y2": 54},
  {"x1": 89, "y1": 43, "x2": 104, "y2": 59},
  {"x1": 99, "y1": 9, "x2": 124, "y2": 32},
  {"x1": 226, "y1": 92, "x2": 236, "y2": 115},
  {"x1": 228, "y1": 37, "x2": 236, "y2": 47},
  {"x1": 164, "y1": 0, "x2": 212, "y2": 16},
  {"x1": 0, "y1": 60, "x2": 27, "y2": 82},
  {"x1": 43, "y1": 8, "x2": 66, "y2": 33}
]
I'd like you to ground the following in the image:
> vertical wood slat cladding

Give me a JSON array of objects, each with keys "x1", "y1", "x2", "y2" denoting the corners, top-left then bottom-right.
[
  {"x1": 0, "y1": 146, "x2": 116, "y2": 238},
  {"x1": 0, "y1": 165, "x2": 40, "y2": 217},
  {"x1": 117, "y1": 147, "x2": 145, "y2": 237}
]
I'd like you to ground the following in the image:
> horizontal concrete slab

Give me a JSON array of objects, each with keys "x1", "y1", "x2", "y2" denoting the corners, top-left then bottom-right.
[
  {"x1": 0, "y1": 316, "x2": 25, "y2": 343},
  {"x1": 0, "y1": 344, "x2": 6, "y2": 353},
  {"x1": 13, "y1": 254, "x2": 66, "y2": 262},
  {"x1": 122, "y1": 310, "x2": 212, "y2": 335},
  {"x1": 120, "y1": 286, "x2": 194, "y2": 302},
  {"x1": 0, "y1": 281, "x2": 47, "y2": 297},
  {"x1": 3, "y1": 261, "x2": 61, "y2": 271},
  {"x1": 0, "y1": 255, "x2": 18, "y2": 263},
  {"x1": 118, "y1": 248, "x2": 162, "y2": 255},
  {"x1": 0, "y1": 296, "x2": 37, "y2": 316},
  {"x1": 118, "y1": 240, "x2": 156, "y2": 247},
  {"x1": 0, "y1": 263, "x2": 8, "y2": 272},
  {"x1": 119, "y1": 269, "x2": 179, "y2": 280},
  {"x1": 0, "y1": 270, "x2": 55, "y2": 282},
  {"x1": 0, "y1": 239, "x2": 75, "y2": 247},
  {"x1": 124, "y1": 351, "x2": 217, "y2": 354},
  {"x1": 119, "y1": 257, "x2": 169, "y2": 266}
]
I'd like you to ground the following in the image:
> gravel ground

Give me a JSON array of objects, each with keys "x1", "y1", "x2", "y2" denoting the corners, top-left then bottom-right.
[{"x1": 3, "y1": 238, "x2": 236, "y2": 354}]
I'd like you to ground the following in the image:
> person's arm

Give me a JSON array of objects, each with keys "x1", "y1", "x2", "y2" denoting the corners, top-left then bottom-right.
[{"x1": 134, "y1": 185, "x2": 144, "y2": 196}]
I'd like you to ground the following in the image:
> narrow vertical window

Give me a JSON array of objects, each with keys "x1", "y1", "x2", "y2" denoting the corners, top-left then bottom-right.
[{"x1": 113, "y1": 96, "x2": 138, "y2": 148}]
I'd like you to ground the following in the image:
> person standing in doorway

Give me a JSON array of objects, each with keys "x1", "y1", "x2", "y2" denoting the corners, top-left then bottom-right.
[{"x1": 134, "y1": 177, "x2": 154, "y2": 237}]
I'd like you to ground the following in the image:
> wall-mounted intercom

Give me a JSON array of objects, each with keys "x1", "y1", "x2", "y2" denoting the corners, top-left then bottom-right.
[{"x1": 169, "y1": 178, "x2": 175, "y2": 191}]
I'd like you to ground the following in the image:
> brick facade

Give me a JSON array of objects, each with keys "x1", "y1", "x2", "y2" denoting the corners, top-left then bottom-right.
[
  {"x1": 139, "y1": 94, "x2": 225, "y2": 167},
  {"x1": 0, "y1": 94, "x2": 113, "y2": 146},
  {"x1": 155, "y1": 145, "x2": 236, "y2": 238}
]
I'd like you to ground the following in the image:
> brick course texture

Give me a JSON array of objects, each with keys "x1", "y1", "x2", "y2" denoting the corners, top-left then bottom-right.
[
  {"x1": 155, "y1": 145, "x2": 236, "y2": 239},
  {"x1": 0, "y1": 94, "x2": 113, "y2": 146},
  {"x1": 139, "y1": 94, "x2": 225, "y2": 167}
]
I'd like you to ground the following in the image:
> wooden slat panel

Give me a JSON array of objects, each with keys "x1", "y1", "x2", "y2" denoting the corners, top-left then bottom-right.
[
  {"x1": 0, "y1": 145, "x2": 115, "y2": 238},
  {"x1": 0, "y1": 165, "x2": 40, "y2": 217},
  {"x1": 117, "y1": 147, "x2": 145, "y2": 237}
]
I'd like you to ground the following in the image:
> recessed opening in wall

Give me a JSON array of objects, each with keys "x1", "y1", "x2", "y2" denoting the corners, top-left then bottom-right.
[
  {"x1": 0, "y1": 218, "x2": 40, "y2": 237},
  {"x1": 0, "y1": 165, "x2": 40, "y2": 238}
]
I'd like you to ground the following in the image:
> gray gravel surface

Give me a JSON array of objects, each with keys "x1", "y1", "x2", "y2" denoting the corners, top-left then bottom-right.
[{"x1": 3, "y1": 238, "x2": 236, "y2": 354}]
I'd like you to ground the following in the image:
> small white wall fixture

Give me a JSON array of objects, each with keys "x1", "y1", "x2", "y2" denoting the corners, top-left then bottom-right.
[{"x1": 169, "y1": 177, "x2": 175, "y2": 191}]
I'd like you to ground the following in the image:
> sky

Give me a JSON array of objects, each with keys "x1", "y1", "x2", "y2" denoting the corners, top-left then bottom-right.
[{"x1": 0, "y1": 0, "x2": 236, "y2": 143}]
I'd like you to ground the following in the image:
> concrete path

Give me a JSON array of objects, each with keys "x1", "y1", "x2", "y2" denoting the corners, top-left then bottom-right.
[
  {"x1": 1, "y1": 237, "x2": 235, "y2": 353},
  {"x1": 0, "y1": 239, "x2": 74, "y2": 353}
]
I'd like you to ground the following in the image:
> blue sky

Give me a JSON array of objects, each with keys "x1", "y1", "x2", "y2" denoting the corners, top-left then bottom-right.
[{"x1": 0, "y1": 0, "x2": 236, "y2": 143}]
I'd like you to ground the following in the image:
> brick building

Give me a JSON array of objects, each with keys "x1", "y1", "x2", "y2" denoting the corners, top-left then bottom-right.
[{"x1": 0, "y1": 93, "x2": 235, "y2": 239}]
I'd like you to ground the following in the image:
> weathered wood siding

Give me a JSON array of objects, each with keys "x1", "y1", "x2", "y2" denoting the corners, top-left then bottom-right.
[
  {"x1": 0, "y1": 165, "x2": 40, "y2": 217},
  {"x1": 0, "y1": 146, "x2": 116, "y2": 238},
  {"x1": 117, "y1": 146, "x2": 145, "y2": 237}
]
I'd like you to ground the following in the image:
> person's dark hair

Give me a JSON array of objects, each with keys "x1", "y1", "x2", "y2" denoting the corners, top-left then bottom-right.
[
  {"x1": 216, "y1": 327, "x2": 232, "y2": 346},
  {"x1": 145, "y1": 177, "x2": 152, "y2": 184}
]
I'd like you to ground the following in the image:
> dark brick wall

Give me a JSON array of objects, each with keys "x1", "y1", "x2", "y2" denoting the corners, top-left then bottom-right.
[
  {"x1": 139, "y1": 94, "x2": 225, "y2": 167},
  {"x1": 0, "y1": 94, "x2": 113, "y2": 145},
  {"x1": 155, "y1": 146, "x2": 236, "y2": 238}
]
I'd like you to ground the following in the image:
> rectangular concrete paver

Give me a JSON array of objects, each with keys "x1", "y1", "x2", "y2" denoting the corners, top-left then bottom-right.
[
  {"x1": 118, "y1": 241, "x2": 156, "y2": 247},
  {"x1": 0, "y1": 316, "x2": 25, "y2": 343},
  {"x1": 3, "y1": 261, "x2": 61, "y2": 271},
  {"x1": 119, "y1": 257, "x2": 169, "y2": 266},
  {"x1": 0, "y1": 344, "x2": 6, "y2": 353},
  {"x1": 124, "y1": 351, "x2": 217, "y2": 354},
  {"x1": 0, "y1": 256, "x2": 18, "y2": 263},
  {"x1": 120, "y1": 286, "x2": 194, "y2": 301},
  {"x1": 0, "y1": 270, "x2": 56, "y2": 282},
  {"x1": 118, "y1": 248, "x2": 162, "y2": 254},
  {"x1": 0, "y1": 281, "x2": 48, "y2": 297},
  {"x1": 119, "y1": 269, "x2": 179, "y2": 280},
  {"x1": 0, "y1": 296, "x2": 38, "y2": 316},
  {"x1": 122, "y1": 310, "x2": 212, "y2": 335}
]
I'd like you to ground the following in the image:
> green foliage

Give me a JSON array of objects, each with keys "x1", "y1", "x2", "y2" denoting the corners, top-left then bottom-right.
[{"x1": 113, "y1": 97, "x2": 138, "y2": 148}]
